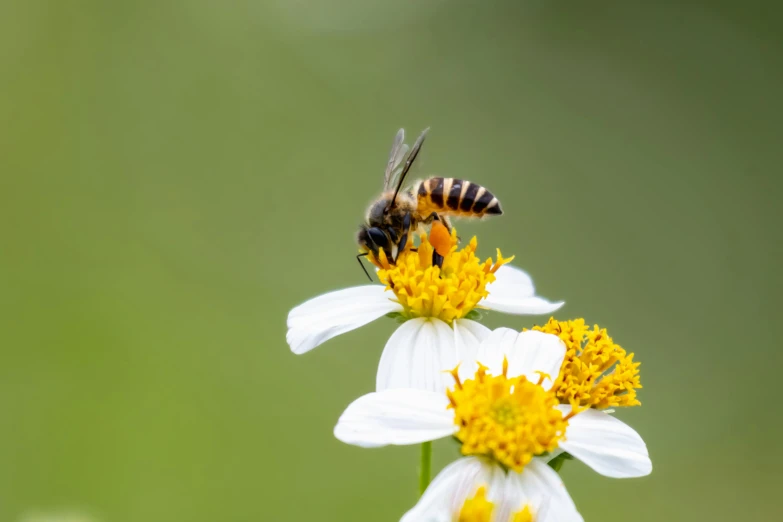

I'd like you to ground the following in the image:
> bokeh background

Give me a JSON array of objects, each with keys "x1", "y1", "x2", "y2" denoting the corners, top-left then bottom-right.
[{"x1": 1, "y1": 1, "x2": 781, "y2": 521}]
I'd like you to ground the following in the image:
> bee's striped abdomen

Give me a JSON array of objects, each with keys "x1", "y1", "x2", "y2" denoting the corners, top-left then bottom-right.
[{"x1": 417, "y1": 177, "x2": 502, "y2": 217}]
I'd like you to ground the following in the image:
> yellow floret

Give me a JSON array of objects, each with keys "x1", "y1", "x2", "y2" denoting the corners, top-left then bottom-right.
[
  {"x1": 447, "y1": 361, "x2": 567, "y2": 473},
  {"x1": 512, "y1": 506, "x2": 533, "y2": 522},
  {"x1": 458, "y1": 487, "x2": 494, "y2": 522},
  {"x1": 370, "y1": 229, "x2": 512, "y2": 323},
  {"x1": 530, "y1": 318, "x2": 642, "y2": 410}
]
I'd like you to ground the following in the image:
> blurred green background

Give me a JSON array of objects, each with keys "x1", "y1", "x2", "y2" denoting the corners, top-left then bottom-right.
[{"x1": 1, "y1": 1, "x2": 781, "y2": 520}]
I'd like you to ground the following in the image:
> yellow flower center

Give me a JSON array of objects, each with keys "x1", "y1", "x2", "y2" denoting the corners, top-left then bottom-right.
[
  {"x1": 512, "y1": 506, "x2": 533, "y2": 522},
  {"x1": 458, "y1": 487, "x2": 534, "y2": 522},
  {"x1": 530, "y1": 318, "x2": 642, "y2": 409},
  {"x1": 447, "y1": 362, "x2": 567, "y2": 472},
  {"x1": 459, "y1": 487, "x2": 494, "y2": 522},
  {"x1": 370, "y1": 229, "x2": 513, "y2": 323}
]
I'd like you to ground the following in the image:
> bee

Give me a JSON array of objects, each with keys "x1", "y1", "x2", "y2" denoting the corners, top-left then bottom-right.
[{"x1": 356, "y1": 128, "x2": 503, "y2": 280}]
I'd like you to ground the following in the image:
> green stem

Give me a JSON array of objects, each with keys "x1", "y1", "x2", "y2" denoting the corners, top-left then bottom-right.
[{"x1": 419, "y1": 441, "x2": 432, "y2": 495}]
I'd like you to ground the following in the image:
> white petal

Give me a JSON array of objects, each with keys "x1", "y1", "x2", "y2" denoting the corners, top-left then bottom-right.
[
  {"x1": 481, "y1": 265, "x2": 564, "y2": 315},
  {"x1": 559, "y1": 407, "x2": 652, "y2": 478},
  {"x1": 511, "y1": 460, "x2": 583, "y2": 522},
  {"x1": 476, "y1": 327, "x2": 519, "y2": 364},
  {"x1": 475, "y1": 329, "x2": 566, "y2": 391},
  {"x1": 454, "y1": 319, "x2": 491, "y2": 361},
  {"x1": 377, "y1": 318, "x2": 464, "y2": 393},
  {"x1": 473, "y1": 327, "x2": 520, "y2": 377},
  {"x1": 508, "y1": 331, "x2": 566, "y2": 390},
  {"x1": 400, "y1": 457, "x2": 493, "y2": 522},
  {"x1": 334, "y1": 389, "x2": 454, "y2": 448},
  {"x1": 286, "y1": 285, "x2": 402, "y2": 354},
  {"x1": 453, "y1": 319, "x2": 491, "y2": 382}
]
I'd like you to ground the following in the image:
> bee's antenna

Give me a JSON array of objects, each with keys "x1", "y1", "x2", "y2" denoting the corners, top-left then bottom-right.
[
  {"x1": 387, "y1": 127, "x2": 429, "y2": 211},
  {"x1": 356, "y1": 253, "x2": 373, "y2": 282}
]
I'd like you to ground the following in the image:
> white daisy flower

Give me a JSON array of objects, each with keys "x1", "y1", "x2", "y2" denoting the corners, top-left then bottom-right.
[
  {"x1": 333, "y1": 329, "x2": 652, "y2": 521},
  {"x1": 287, "y1": 230, "x2": 564, "y2": 392},
  {"x1": 403, "y1": 457, "x2": 575, "y2": 522}
]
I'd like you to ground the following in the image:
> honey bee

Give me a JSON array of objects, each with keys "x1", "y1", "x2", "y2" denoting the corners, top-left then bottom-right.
[{"x1": 356, "y1": 128, "x2": 503, "y2": 280}]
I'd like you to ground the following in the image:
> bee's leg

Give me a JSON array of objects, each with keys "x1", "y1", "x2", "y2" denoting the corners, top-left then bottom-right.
[
  {"x1": 427, "y1": 217, "x2": 452, "y2": 271},
  {"x1": 395, "y1": 212, "x2": 412, "y2": 263},
  {"x1": 388, "y1": 227, "x2": 398, "y2": 244},
  {"x1": 431, "y1": 213, "x2": 459, "y2": 242},
  {"x1": 430, "y1": 216, "x2": 445, "y2": 269},
  {"x1": 423, "y1": 211, "x2": 453, "y2": 233},
  {"x1": 356, "y1": 253, "x2": 373, "y2": 282},
  {"x1": 432, "y1": 251, "x2": 445, "y2": 269},
  {"x1": 442, "y1": 215, "x2": 454, "y2": 234}
]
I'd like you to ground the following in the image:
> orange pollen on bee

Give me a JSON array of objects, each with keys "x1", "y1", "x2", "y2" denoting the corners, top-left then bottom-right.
[{"x1": 429, "y1": 220, "x2": 452, "y2": 257}]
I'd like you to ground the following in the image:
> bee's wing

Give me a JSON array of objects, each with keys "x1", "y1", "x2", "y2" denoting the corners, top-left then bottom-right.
[
  {"x1": 387, "y1": 128, "x2": 429, "y2": 208},
  {"x1": 384, "y1": 128, "x2": 406, "y2": 190},
  {"x1": 386, "y1": 144, "x2": 409, "y2": 192}
]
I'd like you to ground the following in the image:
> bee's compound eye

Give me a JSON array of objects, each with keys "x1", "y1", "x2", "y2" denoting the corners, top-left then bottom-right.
[{"x1": 367, "y1": 227, "x2": 389, "y2": 249}]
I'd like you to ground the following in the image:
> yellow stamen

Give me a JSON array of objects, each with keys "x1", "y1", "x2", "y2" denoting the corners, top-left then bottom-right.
[
  {"x1": 512, "y1": 506, "x2": 533, "y2": 522},
  {"x1": 458, "y1": 487, "x2": 494, "y2": 522},
  {"x1": 448, "y1": 364, "x2": 463, "y2": 390},
  {"x1": 447, "y1": 364, "x2": 567, "y2": 472},
  {"x1": 369, "y1": 229, "x2": 513, "y2": 323},
  {"x1": 529, "y1": 318, "x2": 642, "y2": 409},
  {"x1": 534, "y1": 371, "x2": 550, "y2": 387},
  {"x1": 458, "y1": 487, "x2": 536, "y2": 522}
]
